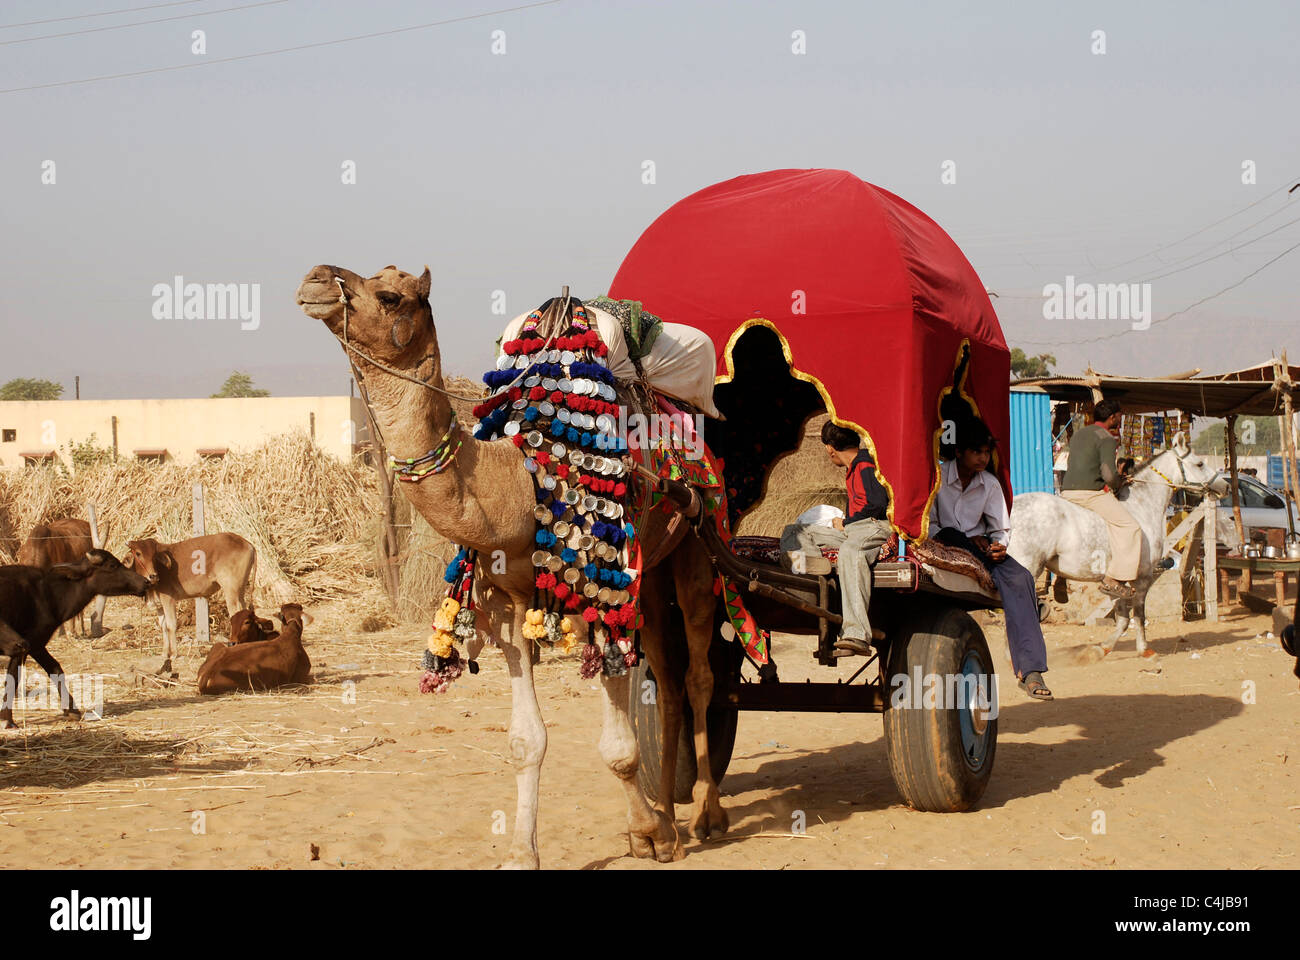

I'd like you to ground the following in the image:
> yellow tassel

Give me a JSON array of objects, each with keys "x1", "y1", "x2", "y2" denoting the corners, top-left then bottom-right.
[
  {"x1": 433, "y1": 597, "x2": 461, "y2": 632},
  {"x1": 428, "y1": 630, "x2": 454, "y2": 658}
]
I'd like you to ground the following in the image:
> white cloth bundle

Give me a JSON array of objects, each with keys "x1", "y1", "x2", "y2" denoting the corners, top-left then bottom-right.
[{"x1": 500, "y1": 305, "x2": 722, "y2": 418}]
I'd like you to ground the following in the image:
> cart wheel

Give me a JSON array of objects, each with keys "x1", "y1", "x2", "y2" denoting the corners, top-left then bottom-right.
[
  {"x1": 628, "y1": 634, "x2": 739, "y2": 805},
  {"x1": 883, "y1": 604, "x2": 997, "y2": 812},
  {"x1": 1038, "y1": 599, "x2": 1050, "y2": 623}
]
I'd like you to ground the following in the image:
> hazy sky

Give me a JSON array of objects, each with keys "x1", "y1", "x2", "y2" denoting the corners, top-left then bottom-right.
[{"x1": 2, "y1": 0, "x2": 1297, "y2": 399}]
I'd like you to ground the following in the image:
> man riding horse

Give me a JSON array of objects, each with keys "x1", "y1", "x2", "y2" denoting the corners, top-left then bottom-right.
[{"x1": 1059, "y1": 399, "x2": 1142, "y2": 600}]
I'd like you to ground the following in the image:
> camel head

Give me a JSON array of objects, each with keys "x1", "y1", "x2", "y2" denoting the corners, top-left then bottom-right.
[{"x1": 296, "y1": 264, "x2": 436, "y2": 373}]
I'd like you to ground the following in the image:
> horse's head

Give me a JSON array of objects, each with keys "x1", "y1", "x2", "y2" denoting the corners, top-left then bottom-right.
[{"x1": 1146, "y1": 433, "x2": 1228, "y2": 497}]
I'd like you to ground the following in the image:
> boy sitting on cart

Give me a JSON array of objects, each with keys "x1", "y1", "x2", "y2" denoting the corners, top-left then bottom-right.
[
  {"x1": 780, "y1": 421, "x2": 893, "y2": 658},
  {"x1": 929, "y1": 418, "x2": 1053, "y2": 700}
]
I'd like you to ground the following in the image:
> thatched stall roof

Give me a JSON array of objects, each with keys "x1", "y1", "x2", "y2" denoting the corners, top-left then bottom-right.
[{"x1": 1012, "y1": 359, "x2": 1300, "y2": 417}]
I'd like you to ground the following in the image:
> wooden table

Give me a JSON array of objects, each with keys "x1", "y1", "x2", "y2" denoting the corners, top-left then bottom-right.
[{"x1": 1216, "y1": 555, "x2": 1300, "y2": 608}]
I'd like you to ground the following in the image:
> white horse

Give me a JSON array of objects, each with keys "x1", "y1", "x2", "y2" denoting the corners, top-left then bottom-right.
[{"x1": 1008, "y1": 433, "x2": 1227, "y2": 658}]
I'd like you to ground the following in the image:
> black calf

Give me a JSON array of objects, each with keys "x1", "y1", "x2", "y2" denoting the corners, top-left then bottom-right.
[{"x1": 0, "y1": 550, "x2": 148, "y2": 728}]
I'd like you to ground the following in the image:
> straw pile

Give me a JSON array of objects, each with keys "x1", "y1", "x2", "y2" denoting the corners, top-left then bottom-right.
[
  {"x1": 733, "y1": 413, "x2": 847, "y2": 536},
  {"x1": 0, "y1": 431, "x2": 387, "y2": 612}
]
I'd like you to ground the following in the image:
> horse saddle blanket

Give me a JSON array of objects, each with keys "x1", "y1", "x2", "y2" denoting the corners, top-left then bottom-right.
[{"x1": 500, "y1": 304, "x2": 723, "y2": 419}]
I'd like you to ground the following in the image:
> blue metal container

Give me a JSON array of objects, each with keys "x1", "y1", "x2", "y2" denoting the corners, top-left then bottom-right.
[
  {"x1": 1008, "y1": 389, "x2": 1054, "y2": 496},
  {"x1": 1267, "y1": 454, "x2": 1284, "y2": 489}
]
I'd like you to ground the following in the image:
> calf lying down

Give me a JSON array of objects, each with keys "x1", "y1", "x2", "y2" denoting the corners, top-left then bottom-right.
[{"x1": 197, "y1": 603, "x2": 311, "y2": 695}]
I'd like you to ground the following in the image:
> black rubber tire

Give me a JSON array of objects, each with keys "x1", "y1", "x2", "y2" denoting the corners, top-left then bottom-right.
[
  {"x1": 882, "y1": 604, "x2": 998, "y2": 812},
  {"x1": 628, "y1": 623, "x2": 740, "y2": 805}
]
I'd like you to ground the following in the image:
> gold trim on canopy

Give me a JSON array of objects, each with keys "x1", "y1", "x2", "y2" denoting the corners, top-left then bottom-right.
[
  {"x1": 922, "y1": 338, "x2": 1001, "y2": 542},
  {"x1": 714, "y1": 317, "x2": 898, "y2": 534}
]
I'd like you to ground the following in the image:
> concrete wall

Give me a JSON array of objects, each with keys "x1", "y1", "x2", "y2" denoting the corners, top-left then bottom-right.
[{"x1": 0, "y1": 397, "x2": 370, "y2": 470}]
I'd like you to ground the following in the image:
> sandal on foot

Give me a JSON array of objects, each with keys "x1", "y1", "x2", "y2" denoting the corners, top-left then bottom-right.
[
  {"x1": 833, "y1": 637, "x2": 873, "y2": 657},
  {"x1": 1018, "y1": 671, "x2": 1053, "y2": 700}
]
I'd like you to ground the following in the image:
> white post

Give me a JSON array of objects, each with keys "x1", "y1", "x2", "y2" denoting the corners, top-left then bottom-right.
[
  {"x1": 86, "y1": 503, "x2": 102, "y2": 549},
  {"x1": 86, "y1": 502, "x2": 106, "y2": 637},
  {"x1": 1202, "y1": 497, "x2": 1218, "y2": 623},
  {"x1": 193, "y1": 482, "x2": 209, "y2": 645}
]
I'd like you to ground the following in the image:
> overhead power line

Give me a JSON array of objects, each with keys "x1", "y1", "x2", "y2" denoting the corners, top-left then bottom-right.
[
  {"x1": 1118, "y1": 193, "x2": 1299, "y2": 282},
  {"x1": 0, "y1": 0, "x2": 205, "y2": 29},
  {"x1": 1011, "y1": 237, "x2": 1300, "y2": 346},
  {"x1": 1097, "y1": 173, "x2": 1300, "y2": 272},
  {"x1": 0, "y1": 0, "x2": 562, "y2": 94},
  {"x1": 1130, "y1": 211, "x2": 1300, "y2": 284},
  {"x1": 0, "y1": 0, "x2": 289, "y2": 47}
]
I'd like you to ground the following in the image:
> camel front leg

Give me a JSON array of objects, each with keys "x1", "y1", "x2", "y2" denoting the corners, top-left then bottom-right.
[
  {"x1": 498, "y1": 615, "x2": 547, "y2": 869},
  {"x1": 598, "y1": 671, "x2": 680, "y2": 862},
  {"x1": 675, "y1": 549, "x2": 728, "y2": 842},
  {"x1": 638, "y1": 567, "x2": 686, "y2": 829}
]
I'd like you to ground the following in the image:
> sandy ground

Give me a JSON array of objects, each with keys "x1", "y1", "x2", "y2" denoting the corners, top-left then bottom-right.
[{"x1": 0, "y1": 598, "x2": 1296, "y2": 870}]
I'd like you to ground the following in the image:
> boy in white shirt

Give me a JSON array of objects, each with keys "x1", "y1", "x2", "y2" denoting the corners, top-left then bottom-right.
[{"x1": 930, "y1": 419, "x2": 1052, "y2": 700}]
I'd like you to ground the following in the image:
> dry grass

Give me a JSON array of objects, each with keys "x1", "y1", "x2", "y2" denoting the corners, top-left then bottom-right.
[
  {"x1": 0, "y1": 432, "x2": 389, "y2": 614},
  {"x1": 734, "y1": 413, "x2": 847, "y2": 536}
]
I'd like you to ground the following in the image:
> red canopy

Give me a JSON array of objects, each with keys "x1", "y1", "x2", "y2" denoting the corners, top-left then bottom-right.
[{"x1": 608, "y1": 168, "x2": 1010, "y2": 539}]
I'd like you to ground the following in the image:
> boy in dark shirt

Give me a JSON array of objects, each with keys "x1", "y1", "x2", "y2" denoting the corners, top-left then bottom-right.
[{"x1": 780, "y1": 422, "x2": 893, "y2": 656}]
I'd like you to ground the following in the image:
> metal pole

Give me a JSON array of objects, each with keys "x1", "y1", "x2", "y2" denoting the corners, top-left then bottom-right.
[
  {"x1": 1279, "y1": 353, "x2": 1300, "y2": 538},
  {"x1": 1202, "y1": 497, "x2": 1218, "y2": 622},
  {"x1": 1225, "y1": 414, "x2": 1246, "y2": 550}
]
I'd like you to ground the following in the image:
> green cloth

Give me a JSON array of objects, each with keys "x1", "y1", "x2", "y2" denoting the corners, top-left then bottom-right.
[
  {"x1": 1062, "y1": 423, "x2": 1119, "y2": 491},
  {"x1": 587, "y1": 295, "x2": 663, "y2": 361}
]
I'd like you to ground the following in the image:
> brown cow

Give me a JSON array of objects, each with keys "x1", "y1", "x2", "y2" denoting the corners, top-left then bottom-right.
[
  {"x1": 197, "y1": 603, "x2": 311, "y2": 696},
  {"x1": 228, "y1": 606, "x2": 311, "y2": 644},
  {"x1": 228, "y1": 608, "x2": 279, "y2": 645},
  {"x1": 17, "y1": 518, "x2": 107, "y2": 638},
  {"x1": 124, "y1": 533, "x2": 257, "y2": 672}
]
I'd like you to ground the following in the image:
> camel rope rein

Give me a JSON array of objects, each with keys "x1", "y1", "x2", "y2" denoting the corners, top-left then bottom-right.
[
  {"x1": 335, "y1": 276, "x2": 485, "y2": 480},
  {"x1": 335, "y1": 277, "x2": 484, "y2": 402}
]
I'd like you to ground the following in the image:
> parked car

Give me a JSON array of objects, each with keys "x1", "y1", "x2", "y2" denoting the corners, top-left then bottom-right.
[{"x1": 1169, "y1": 472, "x2": 1297, "y2": 547}]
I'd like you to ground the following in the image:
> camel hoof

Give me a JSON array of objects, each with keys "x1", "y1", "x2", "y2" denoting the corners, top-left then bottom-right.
[
  {"x1": 499, "y1": 849, "x2": 540, "y2": 870},
  {"x1": 690, "y1": 784, "x2": 729, "y2": 841},
  {"x1": 1139, "y1": 648, "x2": 1159, "y2": 660},
  {"x1": 629, "y1": 809, "x2": 681, "y2": 862}
]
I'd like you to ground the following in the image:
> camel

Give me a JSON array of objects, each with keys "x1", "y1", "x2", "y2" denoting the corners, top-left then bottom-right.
[{"x1": 296, "y1": 264, "x2": 728, "y2": 868}]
